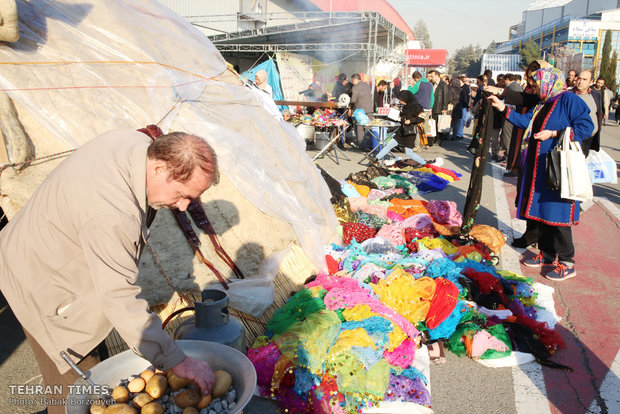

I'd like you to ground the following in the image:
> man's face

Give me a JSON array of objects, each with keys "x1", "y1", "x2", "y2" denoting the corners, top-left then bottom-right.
[
  {"x1": 596, "y1": 79, "x2": 605, "y2": 89},
  {"x1": 146, "y1": 162, "x2": 213, "y2": 211},
  {"x1": 567, "y1": 71, "x2": 576, "y2": 83},
  {"x1": 352, "y1": 78, "x2": 360, "y2": 85},
  {"x1": 575, "y1": 72, "x2": 592, "y2": 93}
]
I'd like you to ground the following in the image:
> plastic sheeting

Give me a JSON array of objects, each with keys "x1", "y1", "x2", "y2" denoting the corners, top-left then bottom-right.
[{"x1": 0, "y1": 0, "x2": 339, "y2": 314}]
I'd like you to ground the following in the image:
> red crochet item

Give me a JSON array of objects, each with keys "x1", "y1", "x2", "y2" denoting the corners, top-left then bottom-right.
[
  {"x1": 515, "y1": 314, "x2": 566, "y2": 353},
  {"x1": 342, "y1": 222, "x2": 377, "y2": 245},
  {"x1": 462, "y1": 268, "x2": 509, "y2": 306},
  {"x1": 425, "y1": 278, "x2": 460, "y2": 330}
]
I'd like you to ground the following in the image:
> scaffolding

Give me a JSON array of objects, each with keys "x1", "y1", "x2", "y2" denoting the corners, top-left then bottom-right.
[{"x1": 187, "y1": 11, "x2": 407, "y2": 73}]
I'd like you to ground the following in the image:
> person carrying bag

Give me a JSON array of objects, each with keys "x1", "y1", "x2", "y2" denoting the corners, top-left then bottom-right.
[{"x1": 488, "y1": 68, "x2": 594, "y2": 281}]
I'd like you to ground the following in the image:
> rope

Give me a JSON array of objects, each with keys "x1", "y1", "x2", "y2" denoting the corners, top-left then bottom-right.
[
  {"x1": 0, "y1": 60, "x2": 214, "y2": 82},
  {"x1": 0, "y1": 148, "x2": 76, "y2": 175},
  {"x1": 311, "y1": 51, "x2": 362, "y2": 67},
  {"x1": 146, "y1": 240, "x2": 194, "y2": 304},
  {"x1": 0, "y1": 95, "x2": 185, "y2": 177}
]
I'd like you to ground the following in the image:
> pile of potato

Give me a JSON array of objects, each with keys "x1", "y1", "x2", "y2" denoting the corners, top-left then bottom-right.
[{"x1": 90, "y1": 367, "x2": 236, "y2": 414}]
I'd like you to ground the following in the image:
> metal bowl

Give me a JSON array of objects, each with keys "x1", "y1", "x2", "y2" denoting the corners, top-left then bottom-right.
[{"x1": 65, "y1": 340, "x2": 256, "y2": 414}]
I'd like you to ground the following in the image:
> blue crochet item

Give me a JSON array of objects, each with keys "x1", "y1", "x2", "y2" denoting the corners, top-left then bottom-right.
[
  {"x1": 428, "y1": 300, "x2": 468, "y2": 340},
  {"x1": 423, "y1": 257, "x2": 467, "y2": 293},
  {"x1": 398, "y1": 366, "x2": 429, "y2": 385},
  {"x1": 405, "y1": 170, "x2": 450, "y2": 193},
  {"x1": 293, "y1": 367, "x2": 320, "y2": 395}
]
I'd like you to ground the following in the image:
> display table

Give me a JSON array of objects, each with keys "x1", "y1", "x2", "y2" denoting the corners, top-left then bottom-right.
[
  {"x1": 359, "y1": 119, "x2": 400, "y2": 164},
  {"x1": 274, "y1": 100, "x2": 338, "y2": 108},
  {"x1": 311, "y1": 123, "x2": 350, "y2": 164}
]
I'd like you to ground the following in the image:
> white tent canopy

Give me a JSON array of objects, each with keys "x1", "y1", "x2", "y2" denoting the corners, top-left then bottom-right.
[{"x1": 0, "y1": 0, "x2": 339, "y2": 317}]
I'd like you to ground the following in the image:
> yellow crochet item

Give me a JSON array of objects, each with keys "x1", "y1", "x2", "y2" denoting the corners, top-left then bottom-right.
[
  {"x1": 372, "y1": 267, "x2": 436, "y2": 326},
  {"x1": 418, "y1": 236, "x2": 459, "y2": 254},
  {"x1": 328, "y1": 328, "x2": 376, "y2": 359},
  {"x1": 343, "y1": 304, "x2": 407, "y2": 352}
]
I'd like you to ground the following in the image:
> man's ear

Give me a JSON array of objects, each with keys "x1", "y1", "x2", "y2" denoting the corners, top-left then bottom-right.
[{"x1": 151, "y1": 159, "x2": 168, "y2": 177}]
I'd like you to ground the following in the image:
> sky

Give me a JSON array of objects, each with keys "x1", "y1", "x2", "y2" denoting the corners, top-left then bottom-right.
[{"x1": 387, "y1": 0, "x2": 534, "y2": 56}]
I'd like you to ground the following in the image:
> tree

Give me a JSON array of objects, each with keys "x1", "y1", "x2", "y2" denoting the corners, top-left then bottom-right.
[
  {"x1": 413, "y1": 19, "x2": 432, "y2": 49},
  {"x1": 519, "y1": 40, "x2": 541, "y2": 67},
  {"x1": 483, "y1": 40, "x2": 498, "y2": 55},
  {"x1": 608, "y1": 51, "x2": 617, "y2": 92},
  {"x1": 449, "y1": 44, "x2": 483, "y2": 77},
  {"x1": 599, "y1": 30, "x2": 613, "y2": 86}
]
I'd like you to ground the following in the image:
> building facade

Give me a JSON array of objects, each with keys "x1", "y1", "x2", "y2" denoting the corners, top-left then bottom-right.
[{"x1": 496, "y1": 0, "x2": 620, "y2": 82}]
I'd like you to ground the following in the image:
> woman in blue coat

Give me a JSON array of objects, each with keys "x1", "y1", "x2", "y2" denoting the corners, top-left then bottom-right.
[{"x1": 489, "y1": 67, "x2": 594, "y2": 281}]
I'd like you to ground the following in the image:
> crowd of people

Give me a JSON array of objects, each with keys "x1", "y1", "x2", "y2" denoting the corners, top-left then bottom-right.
[
  {"x1": 315, "y1": 63, "x2": 613, "y2": 284},
  {"x1": 257, "y1": 63, "x2": 613, "y2": 284}
]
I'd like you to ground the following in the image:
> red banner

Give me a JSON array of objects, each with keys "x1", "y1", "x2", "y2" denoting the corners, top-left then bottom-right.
[{"x1": 405, "y1": 49, "x2": 447, "y2": 66}]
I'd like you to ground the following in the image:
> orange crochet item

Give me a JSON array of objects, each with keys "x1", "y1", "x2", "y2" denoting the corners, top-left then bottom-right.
[
  {"x1": 347, "y1": 181, "x2": 371, "y2": 197},
  {"x1": 387, "y1": 199, "x2": 430, "y2": 219}
]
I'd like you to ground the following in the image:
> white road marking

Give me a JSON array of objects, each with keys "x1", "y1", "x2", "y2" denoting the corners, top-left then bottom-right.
[
  {"x1": 587, "y1": 347, "x2": 620, "y2": 413},
  {"x1": 491, "y1": 163, "x2": 552, "y2": 414},
  {"x1": 596, "y1": 196, "x2": 620, "y2": 222}
]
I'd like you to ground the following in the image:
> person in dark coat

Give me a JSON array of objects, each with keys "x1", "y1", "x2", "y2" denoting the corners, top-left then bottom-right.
[
  {"x1": 451, "y1": 75, "x2": 471, "y2": 139},
  {"x1": 570, "y1": 69, "x2": 602, "y2": 158},
  {"x1": 372, "y1": 90, "x2": 426, "y2": 164},
  {"x1": 349, "y1": 73, "x2": 374, "y2": 149},
  {"x1": 486, "y1": 60, "x2": 549, "y2": 249},
  {"x1": 331, "y1": 73, "x2": 350, "y2": 101},
  {"x1": 429, "y1": 69, "x2": 450, "y2": 145},
  {"x1": 489, "y1": 67, "x2": 594, "y2": 281},
  {"x1": 395, "y1": 90, "x2": 425, "y2": 150}
]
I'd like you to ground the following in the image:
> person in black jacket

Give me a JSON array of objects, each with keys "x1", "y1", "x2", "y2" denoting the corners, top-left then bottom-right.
[
  {"x1": 331, "y1": 73, "x2": 350, "y2": 100},
  {"x1": 429, "y1": 69, "x2": 450, "y2": 146},
  {"x1": 450, "y1": 75, "x2": 471, "y2": 139},
  {"x1": 372, "y1": 90, "x2": 426, "y2": 164}
]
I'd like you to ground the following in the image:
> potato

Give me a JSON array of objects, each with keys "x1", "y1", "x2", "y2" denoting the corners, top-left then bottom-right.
[
  {"x1": 141, "y1": 401, "x2": 165, "y2": 414},
  {"x1": 183, "y1": 408, "x2": 198, "y2": 414},
  {"x1": 131, "y1": 392, "x2": 153, "y2": 408},
  {"x1": 145, "y1": 374, "x2": 168, "y2": 399},
  {"x1": 104, "y1": 403, "x2": 136, "y2": 414},
  {"x1": 196, "y1": 394, "x2": 212, "y2": 409},
  {"x1": 127, "y1": 377, "x2": 146, "y2": 393},
  {"x1": 141, "y1": 369, "x2": 155, "y2": 383},
  {"x1": 167, "y1": 372, "x2": 191, "y2": 391},
  {"x1": 89, "y1": 400, "x2": 107, "y2": 414},
  {"x1": 111, "y1": 386, "x2": 129, "y2": 403},
  {"x1": 173, "y1": 388, "x2": 201, "y2": 408},
  {"x1": 212, "y1": 370, "x2": 232, "y2": 398}
]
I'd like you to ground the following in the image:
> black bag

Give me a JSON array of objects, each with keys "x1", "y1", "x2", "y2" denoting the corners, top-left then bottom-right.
[
  {"x1": 546, "y1": 150, "x2": 561, "y2": 190},
  {"x1": 546, "y1": 133, "x2": 564, "y2": 190}
]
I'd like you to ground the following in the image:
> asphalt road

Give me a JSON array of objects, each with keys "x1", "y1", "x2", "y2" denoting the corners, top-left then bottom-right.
[{"x1": 1, "y1": 118, "x2": 618, "y2": 414}]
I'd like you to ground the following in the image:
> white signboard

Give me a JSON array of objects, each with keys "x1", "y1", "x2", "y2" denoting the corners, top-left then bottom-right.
[
  {"x1": 569, "y1": 20, "x2": 601, "y2": 38},
  {"x1": 275, "y1": 51, "x2": 313, "y2": 103}
]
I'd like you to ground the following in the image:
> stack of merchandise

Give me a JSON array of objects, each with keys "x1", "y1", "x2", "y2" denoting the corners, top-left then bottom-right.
[
  {"x1": 247, "y1": 165, "x2": 567, "y2": 413},
  {"x1": 289, "y1": 108, "x2": 349, "y2": 128}
]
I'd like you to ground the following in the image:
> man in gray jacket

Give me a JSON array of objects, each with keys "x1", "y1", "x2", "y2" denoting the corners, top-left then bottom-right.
[
  {"x1": 0, "y1": 129, "x2": 219, "y2": 412},
  {"x1": 349, "y1": 73, "x2": 374, "y2": 149}
]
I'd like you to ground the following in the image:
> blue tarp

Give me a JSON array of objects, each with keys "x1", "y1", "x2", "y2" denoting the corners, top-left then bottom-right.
[{"x1": 241, "y1": 59, "x2": 285, "y2": 103}]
